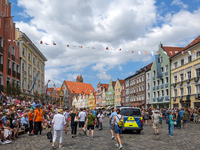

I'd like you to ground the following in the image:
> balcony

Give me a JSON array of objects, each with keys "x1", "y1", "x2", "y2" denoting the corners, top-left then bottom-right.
[
  {"x1": 0, "y1": 46, "x2": 3, "y2": 53},
  {"x1": 153, "y1": 76, "x2": 155, "y2": 80},
  {"x1": 165, "y1": 71, "x2": 168, "y2": 76},
  {"x1": 153, "y1": 86, "x2": 155, "y2": 90},
  {"x1": 153, "y1": 98, "x2": 156, "y2": 102},
  {"x1": 187, "y1": 79, "x2": 190, "y2": 84},
  {"x1": 8, "y1": 68, "x2": 11, "y2": 75},
  {"x1": 12, "y1": 55, "x2": 15, "y2": 61},
  {"x1": 186, "y1": 95, "x2": 190, "y2": 100},
  {"x1": 161, "y1": 84, "x2": 164, "y2": 89},
  {"x1": 157, "y1": 85, "x2": 159, "y2": 89},
  {"x1": 157, "y1": 97, "x2": 159, "y2": 100},
  {"x1": 173, "y1": 83, "x2": 176, "y2": 87},
  {"x1": 180, "y1": 96, "x2": 183, "y2": 100},
  {"x1": 173, "y1": 97, "x2": 176, "y2": 101},
  {"x1": 0, "y1": 64, "x2": 3, "y2": 72},
  {"x1": 161, "y1": 72, "x2": 163, "y2": 77},
  {"x1": 165, "y1": 95, "x2": 169, "y2": 100},
  {"x1": 180, "y1": 81, "x2": 183, "y2": 86},
  {"x1": 195, "y1": 77, "x2": 199, "y2": 82},
  {"x1": 157, "y1": 74, "x2": 159, "y2": 78},
  {"x1": 165, "y1": 83, "x2": 168, "y2": 88}
]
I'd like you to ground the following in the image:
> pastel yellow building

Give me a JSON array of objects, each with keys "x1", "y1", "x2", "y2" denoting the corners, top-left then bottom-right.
[
  {"x1": 170, "y1": 36, "x2": 200, "y2": 108},
  {"x1": 114, "y1": 79, "x2": 125, "y2": 107},
  {"x1": 15, "y1": 29, "x2": 47, "y2": 100},
  {"x1": 88, "y1": 91, "x2": 96, "y2": 109}
]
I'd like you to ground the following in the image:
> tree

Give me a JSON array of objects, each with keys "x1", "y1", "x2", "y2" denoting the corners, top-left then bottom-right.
[
  {"x1": 5, "y1": 82, "x2": 20, "y2": 97},
  {"x1": 5, "y1": 83, "x2": 12, "y2": 95}
]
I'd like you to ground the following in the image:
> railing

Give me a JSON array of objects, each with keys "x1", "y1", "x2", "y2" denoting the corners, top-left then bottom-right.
[
  {"x1": 165, "y1": 83, "x2": 168, "y2": 88},
  {"x1": 161, "y1": 84, "x2": 164, "y2": 89}
]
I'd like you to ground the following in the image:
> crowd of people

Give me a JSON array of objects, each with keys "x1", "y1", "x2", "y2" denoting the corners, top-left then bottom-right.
[{"x1": 0, "y1": 90, "x2": 200, "y2": 149}]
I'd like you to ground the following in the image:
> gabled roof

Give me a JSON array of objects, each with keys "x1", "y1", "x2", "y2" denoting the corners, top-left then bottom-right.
[
  {"x1": 162, "y1": 46, "x2": 185, "y2": 58},
  {"x1": 64, "y1": 80, "x2": 95, "y2": 95},
  {"x1": 146, "y1": 62, "x2": 153, "y2": 71},
  {"x1": 56, "y1": 87, "x2": 61, "y2": 91},
  {"x1": 47, "y1": 88, "x2": 53, "y2": 93},
  {"x1": 185, "y1": 35, "x2": 200, "y2": 49},
  {"x1": 101, "y1": 84, "x2": 109, "y2": 91},
  {"x1": 119, "y1": 79, "x2": 125, "y2": 86}
]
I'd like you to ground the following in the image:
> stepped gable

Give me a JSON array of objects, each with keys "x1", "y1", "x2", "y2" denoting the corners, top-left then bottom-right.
[
  {"x1": 64, "y1": 80, "x2": 95, "y2": 95},
  {"x1": 162, "y1": 46, "x2": 184, "y2": 58}
]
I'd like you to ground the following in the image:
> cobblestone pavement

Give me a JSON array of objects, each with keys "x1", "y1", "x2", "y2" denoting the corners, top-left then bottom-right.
[{"x1": 1, "y1": 117, "x2": 200, "y2": 150}]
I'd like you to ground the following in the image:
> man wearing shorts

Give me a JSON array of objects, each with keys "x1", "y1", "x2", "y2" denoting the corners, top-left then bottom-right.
[
  {"x1": 78, "y1": 108, "x2": 86, "y2": 135},
  {"x1": 86, "y1": 110, "x2": 96, "y2": 139},
  {"x1": 110, "y1": 108, "x2": 117, "y2": 140}
]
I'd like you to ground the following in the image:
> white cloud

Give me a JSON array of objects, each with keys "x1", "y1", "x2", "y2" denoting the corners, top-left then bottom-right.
[
  {"x1": 171, "y1": 0, "x2": 188, "y2": 9},
  {"x1": 14, "y1": 0, "x2": 200, "y2": 83},
  {"x1": 66, "y1": 73, "x2": 80, "y2": 81},
  {"x1": 118, "y1": 66, "x2": 122, "y2": 71}
]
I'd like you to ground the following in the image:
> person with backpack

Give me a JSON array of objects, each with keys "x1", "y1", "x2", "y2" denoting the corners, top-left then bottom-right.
[
  {"x1": 112, "y1": 109, "x2": 124, "y2": 149},
  {"x1": 152, "y1": 110, "x2": 160, "y2": 135},
  {"x1": 86, "y1": 110, "x2": 96, "y2": 139}
]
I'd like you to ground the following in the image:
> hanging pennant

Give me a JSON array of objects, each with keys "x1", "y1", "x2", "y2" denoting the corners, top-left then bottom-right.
[
  {"x1": 45, "y1": 43, "x2": 49, "y2": 45},
  {"x1": 8, "y1": 39, "x2": 11, "y2": 42},
  {"x1": 79, "y1": 46, "x2": 83, "y2": 48},
  {"x1": 40, "y1": 41, "x2": 43, "y2": 44},
  {"x1": 92, "y1": 47, "x2": 95, "y2": 49},
  {"x1": 188, "y1": 51, "x2": 191, "y2": 55},
  {"x1": 119, "y1": 48, "x2": 121, "y2": 51},
  {"x1": 131, "y1": 51, "x2": 134, "y2": 53},
  {"x1": 138, "y1": 51, "x2": 141, "y2": 55},
  {"x1": 67, "y1": 45, "x2": 69, "y2": 47},
  {"x1": 181, "y1": 51, "x2": 184, "y2": 55},
  {"x1": 106, "y1": 47, "x2": 108, "y2": 50},
  {"x1": 144, "y1": 51, "x2": 147, "y2": 56},
  {"x1": 151, "y1": 51, "x2": 154, "y2": 56},
  {"x1": 53, "y1": 42, "x2": 56, "y2": 45}
]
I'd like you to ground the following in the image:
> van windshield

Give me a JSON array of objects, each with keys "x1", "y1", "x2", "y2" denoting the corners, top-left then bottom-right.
[{"x1": 120, "y1": 108, "x2": 141, "y2": 117}]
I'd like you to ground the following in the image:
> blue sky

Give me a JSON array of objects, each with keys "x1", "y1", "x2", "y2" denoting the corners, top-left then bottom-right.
[{"x1": 9, "y1": 0, "x2": 200, "y2": 89}]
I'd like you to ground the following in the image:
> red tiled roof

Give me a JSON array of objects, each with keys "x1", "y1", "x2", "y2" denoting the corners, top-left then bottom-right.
[
  {"x1": 162, "y1": 46, "x2": 185, "y2": 58},
  {"x1": 113, "y1": 81, "x2": 116, "y2": 87},
  {"x1": 146, "y1": 62, "x2": 153, "y2": 71},
  {"x1": 47, "y1": 88, "x2": 53, "y2": 93},
  {"x1": 119, "y1": 79, "x2": 125, "y2": 85},
  {"x1": 185, "y1": 35, "x2": 200, "y2": 49},
  {"x1": 101, "y1": 84, "x2": 109, "y2": 91},
  {"x1": 56, "y1": 87, "x2": 61, "y2": 91},
  {"x1": 64, "y1": 80, "x2": 95, "y2": 95}
]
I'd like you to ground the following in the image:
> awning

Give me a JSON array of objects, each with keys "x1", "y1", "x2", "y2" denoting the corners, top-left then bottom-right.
[
  {"x1": 106, "y1": 106, "x2": 111, "y2": 109},
  {"x1": 96, "y1": 107, "x2": 101, "y2": 109}
]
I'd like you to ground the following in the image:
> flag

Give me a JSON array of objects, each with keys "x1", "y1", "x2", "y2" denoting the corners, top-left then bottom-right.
[
  {"x1": 27, "y1": 42, "x2": 30, "y2": 44},
  {"x1": 188, "y1": 51, "x2": 191, "y2": 55},
  {"x1": 138, "y1": 51, "x2": 141, "y2": 55},
  {"x1": 144, "y1": 51, "x2": 147, "y2": 56},
  {"x1": 131, "y1": 51, "x2": 134, "y2": 53},
  {"x1": 119, "y1": 48, "x2": 121, "y2": 51},
  {"x1": 45, "y1": 80, "x2": 51, "y2": 95},
  {"x1": 181, "y1": 51, "x2": 184, "y2": 55},
  {"x1": 79, "y1": 46, "x2": 82, "y2": 48},
  {"x1": 92, "y1": 47, "x2": 95, "y2": 49},
  {"x1": 151, "y1": 51, "x2": 154, "y2": 56},
  {"x1": 53, "y1": 42, "x2": 56, "y2": 45},
  {"x1": 40, "y1": 41, "x2": 43, "y2": 44},
  {"x1": 8, "y1": 39, "x2": 11, "y2": 42},
  {"x1": 106, "y1": 47, "x2": 108, "y2": 50},
  {"x1": 67, "y1": 45, "x2": 69, "y2": 47}
]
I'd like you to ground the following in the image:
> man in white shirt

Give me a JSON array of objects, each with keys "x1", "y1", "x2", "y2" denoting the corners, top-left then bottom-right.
[
  {"x1": 97, "y1": 111, "x2": 104, "y2": 130},
  {"x1": 50, "y1": 109, "x2": 67, "y2": 149},
  {"x1": 78, "y1": 108, "x2": 86, "y2": 135},
  {"x1": 63, "y1": 108, "x2": 70, "y2": 127}
]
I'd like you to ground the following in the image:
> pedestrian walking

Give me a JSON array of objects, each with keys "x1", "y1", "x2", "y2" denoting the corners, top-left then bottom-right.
[
  {"x1": 183, "y1": 109, "x2": 189, "y2": 129},
  {"x1": 174, "y1": 110, "x2": 181, "y2": 129},
  {"x1": 148, "y1": 108, "x2": 153, "y2": 126},
  {"x1": 86, "y1": 110, "x2": 96, "y2": 139},
  {"x1": 168, "y1": 111, "x2": 174, "y2": 137},
  {"x1": 110, "y1": 108, "x2": 117, "y2": 140},
  {"x1": 112, "y1": 109, "x2": 124, "y2": 149},
  {"x1": 97, "y1": 111, "x2": 104, "y2": 130},
  {"x1": 78, "y1": 108, "x2": 86, "y2": 135},
  {"x1": 50, "y1": 109, "x2": 67, "y2": 149},
  {"x1": 152, "y1": 110, "x2": 160, "y2": 135},
  {"x1": 70, "y1": 108, "x2": 78, "y2": 138},
  {"x1": 143, "y1": 110, "x2": 148, "y2": 126}
]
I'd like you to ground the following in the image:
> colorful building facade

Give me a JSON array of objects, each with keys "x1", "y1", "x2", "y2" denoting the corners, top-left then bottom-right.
[
  {"x1": 114, "y1": 79, "x2": 125, "y2": 107},
  {"x1": 88, "y1": 91, "x2": 96, "y2": 109},
  {"x1": 106, "y1": 80, "x2": 116, "y2": 107},
  {"x1": 121, "y1": 83, "x2": 125, "y2": 106}
]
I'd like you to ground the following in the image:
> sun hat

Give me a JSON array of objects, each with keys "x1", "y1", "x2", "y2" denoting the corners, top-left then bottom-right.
[{"x1": 57, "y1": 109, "x2": 63, "y2": 114}]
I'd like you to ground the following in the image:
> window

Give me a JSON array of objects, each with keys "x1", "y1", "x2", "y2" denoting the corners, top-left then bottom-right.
[
  {"x1": 197, "y1": 51, "x2": 200, "y2": 57},
  {"x1": 161, "y1": 78, "x2": 164, "y2": 84},
  {"x1": 0, "y1": 54, "x2": 3, "y2": 64},
  {"x1": 142, "y1": 75, "x2": 144, "y2": 82},
  {"x1": 166, "y1": 89, "x2": 169, "y2": 95},
  {"x1": 22, "y1": 48, "x2": 25, "y2": 56},
  {"x1": 37, "y1": 61, "x2": 40, "y2": 68},
  {"x1": 157, "y1": 80, "x2": 160, "y2": 85},
  {"x1": 33, "y1": 69, "x2": 35, "y2": 78},
  {"x1": 180, "y1": 88, "x2": 184, "y2": 96},
  {"x1": 8, "y1": 44, "x2": 10, "y2": 53},
  {"x1": 33, "y1": 57, "x2": 35, "y2": 65},
  {"x1": 196, "y1": 68, "x2": 200, "y2": 77},
  {"x1": 28, "y1": 66, "x2": 31, "y2": 75},
  {"x1": 157, "y1": 91, "x2": 160, "y2": 97},
  {"x1": 153, "y1": 81, "x2": 156, "y2": 86},
  {"x1": 17, "y1": 81, "x2": 20, "y2": 87},
  {"x1": 153, "y1": 92, "x2": 156, "y2": 98},
  {"x1": 139, "y1": 86, "x2": 141, "y2": 91},
  {"x1": 0, "y1": 74, "x2": 3, "y2": 85},
  {"x1": 147, "y1": 83, "x2": 150, "y2": 90},
  {"x1": 188, "y1": 55, "x2": 191, "y2": 63},
  {"x1": 153, "y1": 71, "x2": 156, "y2": 76},
  {"x1": 166, "y1": 77, "x2": 168, "y2": 83},
  {"x1": 165, "y1": 65, "x2": 168, "y2": 72},
  {"x1": 142, "y1": 85, "x2": 144, "y2": 91},
  {"x1": 17, "y1": 65, "x2": 20, "y2": 73},
  {"x1": 41, "y1": 64, "x2": 43, "y2": 71},
  {"x1": 181, "y1": 59, "x2": 184, "y2": 66},
  {"x1": 28, "y1": 82, "x2": 30, "y2": 90},
  {"x1": 148, "y1": 93, "x2": 150, "y2": 99},
  {"x1": 196, "y1": 85, "x2": 200, "y2": 93},
  {"x1": 180, "y1": 74, "x2": 184, "y2": 81},
  {"x1": 137, "y1": 87, "x2": 139, "y2": 92},
  {"x1": 12, "y1": 46, "x2": 15, "y2": 55},
  {"x1": 187, "y1": 71, "x2": 191, "y2": 79},
  {"x1": 174, "y1": 89, "x2": 177, "y2": 97},
  {"x1": 161, "y1": 67, "x2": 164, "y2": 73},
  {"x1": 140, "y1": 77, "x2": 141, "y2": 82},
  {"x1": 22, "y1": 62, "x2": 25, "y2": 71},
  {"x1": 142, "y1": 94, "x2": 144, "y2": 100},
  {"x1": 147, "y1": 73, "x2": 149, "y2": 78},
  {"x1": 174, "y1": 62, "x2": 178, "y2": 68},
  {"x1": 187, "y1": 86, "x2": 191, "y2": 95},
  {"x1": 160, "y1": 57, "x2": 163, "y2": 63},
  {"x1": 174, "y1": 76, "x2": 177, "y2": 83},
  {"x1": 12, "y1": 62, "x2": 15, "y2": 71},
  {"x1": 22, "y1": 80, "x2": 25, "y2": 89},
  {"x1": 28, "y1": 53, "x2": 31, "y2": 61},
  {"x1": 161, "y1": 90, "x2": 164, "y2": 96},
  {"x1": 133, "y1": 80, "x2": 135, "y2": 85}
]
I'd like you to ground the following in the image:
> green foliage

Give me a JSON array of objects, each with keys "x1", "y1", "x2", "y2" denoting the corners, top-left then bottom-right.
[{"x1": 5, "y1": 82, "x2": 20, "y2": 96}]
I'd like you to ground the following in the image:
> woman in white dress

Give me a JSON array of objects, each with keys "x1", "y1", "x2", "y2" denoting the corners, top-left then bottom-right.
[{"x1": 50, "y1": 109, "x2": 67, "y2": 149}]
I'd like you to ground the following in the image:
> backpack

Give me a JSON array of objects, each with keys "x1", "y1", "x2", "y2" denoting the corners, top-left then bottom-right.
[
  {"x1": 116, "y1": 115, "x2": 123, "y2": 128},
  {"x1": 166, "y1": 115, "x2": 170, "y2": 124}
]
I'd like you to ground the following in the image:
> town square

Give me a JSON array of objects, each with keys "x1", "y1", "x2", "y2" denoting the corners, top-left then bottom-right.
[{"x1": 0, "y1": 0, "x2": 200, "y2": 150}]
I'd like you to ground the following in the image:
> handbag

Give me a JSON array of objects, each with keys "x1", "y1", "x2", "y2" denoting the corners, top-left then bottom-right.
[
  {"x1": 47, "y1": 131, "x2": 52, "y2": 139},
  {"x1": 74, "y1": 116, "x2": 79, "y2": 122},
  {"x1": 174, "y1": 121, "x2": 177, "y2": 125}
]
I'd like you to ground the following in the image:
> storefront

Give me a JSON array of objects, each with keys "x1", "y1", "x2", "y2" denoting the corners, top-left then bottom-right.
[
  {"x1": 194, "y1": 102, "x2": 200, "y2": 108},
  {"x1": 153, "y1": 103, "x2": 170, "y2": 109},
  {"x1": 180, "y1": 100, "x2": 191, "y2": 108},
  {"x1": 173, "y1": 103, "x2": 179, "y2": 108}
]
